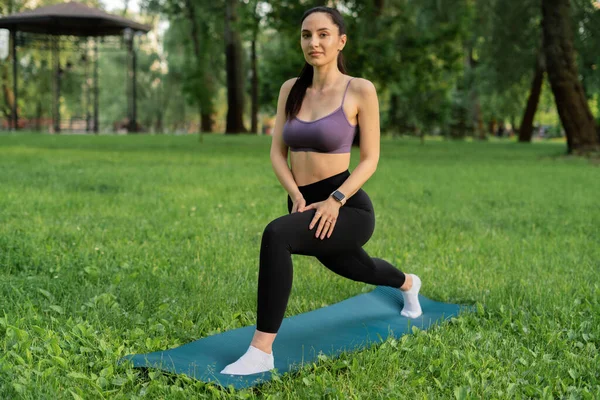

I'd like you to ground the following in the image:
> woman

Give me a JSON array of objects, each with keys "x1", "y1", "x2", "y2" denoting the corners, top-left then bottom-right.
[{"x1": 221, "y1": 6, "x2": 422, "y2": 376}]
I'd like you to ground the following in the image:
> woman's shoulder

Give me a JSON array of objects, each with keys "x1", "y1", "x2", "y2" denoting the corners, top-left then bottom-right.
[
  {"x1": 281, "y1": 77, "x2": 299, "y2": 91},
  {"x1": 347, "y1": 76, "x2": 376, "y2": 94},
  {"x1": 277, "y1": 78, "x2": 299, "y2": 102}
]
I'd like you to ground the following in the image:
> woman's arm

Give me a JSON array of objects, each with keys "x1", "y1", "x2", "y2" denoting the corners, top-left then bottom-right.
[
  {"x1": 270, "y1": 78, "x2": 302, "y2": 201},
  {"x1": 334, "y1": 78, "x2": 380, "y2": 202}
]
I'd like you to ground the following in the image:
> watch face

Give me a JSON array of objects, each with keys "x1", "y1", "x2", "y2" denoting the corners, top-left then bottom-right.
[{"x1": 333, "y1": 191, "x2": 345, "y2": 201}]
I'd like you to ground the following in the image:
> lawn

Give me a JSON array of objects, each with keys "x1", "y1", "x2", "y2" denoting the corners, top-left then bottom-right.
[{"x1": 0, "y1": 133, "x2": 598, "y2": 399}]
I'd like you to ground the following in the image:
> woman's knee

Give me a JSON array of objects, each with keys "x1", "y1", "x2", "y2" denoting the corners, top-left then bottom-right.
[
  {"x1": 263, "y1": 219, "x2": 280, "y2": 241},
  {"x1": 262, "y1": 214, "x2": 311, "y2": 252},
  {"x1": 262, "y1": 217, "x2": 291, "y2": 247}
]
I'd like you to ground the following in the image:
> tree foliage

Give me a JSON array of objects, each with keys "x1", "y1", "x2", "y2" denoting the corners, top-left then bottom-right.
[{"x1": 2, "y1": 0, "x2": 599, "y2": 152}]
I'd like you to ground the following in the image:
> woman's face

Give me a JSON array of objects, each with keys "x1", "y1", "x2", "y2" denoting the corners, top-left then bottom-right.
[{"x1": 301, "y1": 12, "x2": 346, "y2": 67}]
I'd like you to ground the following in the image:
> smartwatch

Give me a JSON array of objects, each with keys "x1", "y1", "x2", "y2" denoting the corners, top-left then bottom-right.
[{"x1": 330, "y1": 190, "x2": 346, "y2": 205}]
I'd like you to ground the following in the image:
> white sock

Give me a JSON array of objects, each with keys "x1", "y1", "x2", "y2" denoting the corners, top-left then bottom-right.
[
  {"x1": 401, "y1": 274, "x2": 423, "y2": 318},
  {"x1": 220, "y1": 345, "x2": 274, "y2": 376}
]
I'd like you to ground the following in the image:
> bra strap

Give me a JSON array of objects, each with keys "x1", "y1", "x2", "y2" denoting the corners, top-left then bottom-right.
[{"x1": 341, "y1": 77, "x2": 355, "y2": 107}]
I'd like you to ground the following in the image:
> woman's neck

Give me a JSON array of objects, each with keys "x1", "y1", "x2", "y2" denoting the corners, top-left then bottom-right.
[{"x1": 311, "y1": 65, "x2": 343, "y2": 93}]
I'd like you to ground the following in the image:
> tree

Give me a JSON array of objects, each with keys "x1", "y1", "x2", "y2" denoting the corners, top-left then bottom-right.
[
  {"x1": 541, "y1": 0, "x2": 599, "y2": 154},
  {"x1": 142, "y1": 0, "x2": 221, "y2": 135},
  {"x1": 248, "y1": 0, "x2": 267, "y2": 134},
  {"x1": 518, "y1": 52, "x2": 545, "y2": 142},
  {"x1": 224, "y1": 0, "x2": 246, "y2": 133},
  {"x1": 474, "y1": 0, "x2": 541, "y2": 141}
]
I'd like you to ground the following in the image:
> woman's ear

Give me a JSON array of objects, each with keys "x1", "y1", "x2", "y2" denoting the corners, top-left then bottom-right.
[{"x1": 339, "y1": 34, "x2": 347, "y2": 51}]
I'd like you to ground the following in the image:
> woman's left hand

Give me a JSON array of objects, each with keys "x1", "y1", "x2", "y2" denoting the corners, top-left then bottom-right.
[{"x1": 304, "y1": 198, "x2": 342, "y2": 239}]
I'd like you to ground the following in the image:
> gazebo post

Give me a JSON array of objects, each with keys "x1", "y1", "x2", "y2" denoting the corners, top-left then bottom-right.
[
  {"x1": 93, "y1": 37, "x2": 99, "y2": 134},
  {"x1": 124, "y1": 28, "x2": 137, "y2": 133},
  {"x1": 132, "y1": 34, "x2": 137, "y2": 133},
  {"x1": 11, "y1": 29, "x2": 18, "y2": 131},
  {"x1": 85, "y1": 38, "x2": 90, "y2": 132},
  {"x1": 53, "y1": 37, "x2": 61, "y2": 133}
]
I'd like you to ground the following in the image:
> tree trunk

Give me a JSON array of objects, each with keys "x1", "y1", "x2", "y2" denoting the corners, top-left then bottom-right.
[
  {"x1": 155, "y1": 111, "x2": 163, "y2": 133},
  {"x1": 250, "y1": 35, "x2": 258, "y2": 134},
  {"x1": 36, "y1": 100, "x2": 42, "y2": 131},
  {"x1": 225, "y1": 0, "x2": 247, "y2": 134},
  {"x1": 473, "y1": 98, "x2": 485, "y2": 139},
  {"x1": 465, "y1": 44, "x2": 484, "y2": 139},
  {"x1": 542, "y1": 0, "x2": 599, "y2": 153},
  {"x1": 200, "y1": 21, "x2": 215, "y2": 133},
  {"x1": 181, "y1": 104, "x2": 186, "y2": 133},
  {"x1": 2, "y1": 63, "x2": 13, "y2": 122},
  {"x1": 198, "y1": 105, "x2": 203, "y2": 142},
  {"x1": 450, "y1": 102, "x2": 469, "y2": 139},
  {"x1": 183, "y1": 0, "x2": 207, "y2": 139},
  {"x1": 388, "y1": 92, "x2": 399, "y2": 138},
  {"x1": 184, "y1": 0, "x2": 201, "y2": 67},
  {"x1": 519, "y1": 53, "x2": 544, "y2": 143},
  {"x1": 200, "y1": 112, "x2": 213, "y2": 133},
  {"x1": 488, "y1": 117, "x2": 497, "y2": 135},
  {"x1": 373, "y1": 0, "x2": 384, "y2": 17}
]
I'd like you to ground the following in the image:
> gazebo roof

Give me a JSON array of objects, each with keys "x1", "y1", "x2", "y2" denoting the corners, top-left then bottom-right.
[{"x1": 0, "y1": 2, "x2": 151, "y2": 36}]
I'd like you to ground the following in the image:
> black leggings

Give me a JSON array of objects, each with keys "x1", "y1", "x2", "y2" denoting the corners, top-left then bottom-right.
[{"x1": 257, "y1": 170, "x2": 406, "y2": 333}]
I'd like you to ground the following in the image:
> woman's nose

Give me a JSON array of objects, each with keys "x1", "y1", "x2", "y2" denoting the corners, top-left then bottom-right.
[{"x1": 308, "y1": 36, "x2": 319, "y2": 47}]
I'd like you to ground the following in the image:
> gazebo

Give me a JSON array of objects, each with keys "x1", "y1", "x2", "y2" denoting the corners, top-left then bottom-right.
[{"x1": 0, "y1": 2, "x2": 151, "y2": 133}]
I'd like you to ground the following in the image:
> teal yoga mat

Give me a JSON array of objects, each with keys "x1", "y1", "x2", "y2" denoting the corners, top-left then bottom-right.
[{"x1": 119, "y1": 286, "x2": 471, "y2": 389}]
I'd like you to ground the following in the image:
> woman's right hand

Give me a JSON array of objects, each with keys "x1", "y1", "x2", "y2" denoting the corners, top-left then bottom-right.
[{"x1": 291, "y1": 196, "x2": 307, "y2": 213}]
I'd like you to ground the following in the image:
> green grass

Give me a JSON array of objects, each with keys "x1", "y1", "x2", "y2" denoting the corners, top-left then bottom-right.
[{"x1": 0, "y1": 133, "x2": 598, "y2": 399}]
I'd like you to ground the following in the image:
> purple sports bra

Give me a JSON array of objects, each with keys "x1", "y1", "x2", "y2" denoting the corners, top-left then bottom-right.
[{"x1": 282, "y1": 77, "x2": 357, "y2": 154}]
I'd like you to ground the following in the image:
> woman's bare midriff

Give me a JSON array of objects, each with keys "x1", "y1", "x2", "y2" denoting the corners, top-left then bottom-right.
[{"x1": 290, "y1": 151, "x2": 351, "y2": 186}]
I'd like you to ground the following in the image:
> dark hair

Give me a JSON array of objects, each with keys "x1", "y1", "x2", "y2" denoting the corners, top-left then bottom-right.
[{"x1": 285, "y1": 7, "x2": 348, "y2": 121}]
